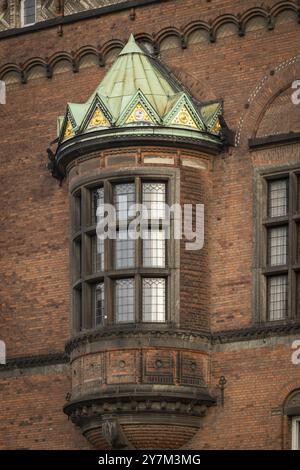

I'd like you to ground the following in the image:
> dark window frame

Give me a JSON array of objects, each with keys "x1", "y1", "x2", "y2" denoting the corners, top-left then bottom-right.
[
  {"x1": 70, "y1": 168, "x2": 180, "y2": 333},
  {"x1": 254, "y1": 165, "x2": 300, "y2": 323}
]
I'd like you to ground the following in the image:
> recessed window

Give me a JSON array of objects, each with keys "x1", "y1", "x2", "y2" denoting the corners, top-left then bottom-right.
[
  {"x1": 142, "y1": 278, "x2": 166, "y2": 322},
  {"x1": 21, "y1": 0, "x2": 36, "y2": 27},
  {"x1": 114, "y1": 183, "x2": 136, "y2": 220},
  {"x1": 292, "y1": 417, "x2": 300, "y2": 450},
  {"x1": 92, "y1": 187, "x2": 104, "y2": 224},
  {"x1": 257, "y1": 170, "x2": 300, "y2": 322},
  {"x1": 115, "y1": 231, "x2": 135, "y2": 269},
  {"x1": 267, "y1": 226, "x2": 288, "y2": 266},
  {"x1": 142, "y1": 182, "x2": 166, "y2": 220},
  {"x1": 115, "y1": 278, "x2": 135, "y2": 323},
  {"x1": 94, "y1": 283, "x2": 105, "y2": 327},
  {"x1": 143, "y1": 228, "x2": 166, "y2": 268},
  {"x1": 267, "y1": 274, "x2": 288, "y2": 321},
  {"x1": 92, "y1": 235, "x2": 104, "y2": 272},
  {"x1": 268, "y1": 179, "x2": 288, "y2": 218},
  {"x1": 71, "y1": 175, "x2": 175, "y2": 332}
]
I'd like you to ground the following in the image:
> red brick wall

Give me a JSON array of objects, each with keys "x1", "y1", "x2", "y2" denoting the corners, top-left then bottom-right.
[
  {"x1": 0, "y1": 367, "x2": 90, "y2": 449},
  {"x1": 1, "y1": 0, "x2": 300, "y2": 450}
]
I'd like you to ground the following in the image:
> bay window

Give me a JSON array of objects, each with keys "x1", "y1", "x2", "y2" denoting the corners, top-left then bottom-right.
[{"x1": 71, "y1": 173, "x2": 177, "y2": 332}]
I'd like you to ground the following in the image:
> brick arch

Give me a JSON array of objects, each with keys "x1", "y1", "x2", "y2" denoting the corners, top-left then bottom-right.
[
  {"x1": 235, "y1": 54, "x2": 300, "y2": 147},
  {"x1": 255, "y1": 83, "x2": 300, "y2": 137},
  {"x1": 274, "y1": 381, "x2": 300, "y2": 407}
]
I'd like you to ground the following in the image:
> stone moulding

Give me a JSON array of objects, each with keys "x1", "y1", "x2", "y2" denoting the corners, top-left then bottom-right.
[
  {"x1": 65, "y1": 321, "x2": 300, "y2": 355},
  {"x1": 63, "y1": 384, "x2": 216, "y2": 449},
  {"x1": 54, "y1": 131, "x2": 223, "y2": 177},
  {"x1": 2, "y1": 321, "x2": 300, "y2": 371},
  {"x1": 0, "y1": 352, "x2": 68, "y2": 370}
]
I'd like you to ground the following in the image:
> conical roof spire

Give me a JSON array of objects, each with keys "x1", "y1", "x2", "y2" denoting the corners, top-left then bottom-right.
[
  {"x1": 119, "y1": 34, "x2": 144, "y2": 55},
  {"x1": 56, "y1": 34, "x2": 223, "y2": 154}
]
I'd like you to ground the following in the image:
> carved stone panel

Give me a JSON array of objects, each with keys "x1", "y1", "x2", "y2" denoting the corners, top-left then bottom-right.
[
  {"x1": 106, "y1": 350, "x2": 137, "y2": 385},
  {"x1": 178, "y1": 351, "x2": 207, "y2": 386},
  {"x1": 142, "y1": 350, "x2": 174, "y2": 384}
]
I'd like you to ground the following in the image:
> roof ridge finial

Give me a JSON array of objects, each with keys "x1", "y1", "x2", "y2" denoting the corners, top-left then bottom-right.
[{"x1": 119, "y1": 33, "x2": 144, "y2": 56}]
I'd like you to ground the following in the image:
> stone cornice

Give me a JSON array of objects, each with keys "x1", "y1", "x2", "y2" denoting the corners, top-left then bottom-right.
[
  {"x1": 212, "y1": 320, "x2": 300, "y2": 344},
  {"x1": 55, "y1": 130, "x2": 222, "y2": 177},
  {"x1": 1, "y1": 321, "x2": 300, "y2": 371},
  {"x1": 64, "y1": 384, "x2": 216, "y2": 424},
  {"x1": 65, "y1": 326, "x2": 212, "y2": 355},
  {"x1": 0, "y1": 352, "x2": 69, "y2": 370},
  {"x1": 249, "y1": 132, "x2": 300, "y2": 150},
  {"x1": 66, "y1": 321, "x2": 300, "y2": 354}
]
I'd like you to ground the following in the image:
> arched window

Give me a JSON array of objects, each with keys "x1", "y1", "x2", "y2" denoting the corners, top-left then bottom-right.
[{"x1": 21, "y1": 0, "x2": 36, "y2": 27}]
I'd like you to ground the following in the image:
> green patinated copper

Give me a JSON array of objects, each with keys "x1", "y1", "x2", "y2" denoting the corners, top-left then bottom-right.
[{"x1": 57, "y1": 34, "x2": 223, "y2": 146}]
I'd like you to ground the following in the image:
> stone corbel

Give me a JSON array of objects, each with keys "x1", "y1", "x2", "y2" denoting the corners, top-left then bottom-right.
[{"x1": 102, "y1": 417, "x2": 133, "y2": 450}]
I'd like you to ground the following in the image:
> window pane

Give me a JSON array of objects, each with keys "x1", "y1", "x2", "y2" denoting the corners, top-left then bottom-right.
[
  {"x1": 92, "y1": 235, "x2": 104, "y2": 272},
  {"x1": 92, "y1": 187, "x2": 104, "y2": 224},
  {"x1": 268, "y1": 179, "x2": 288, "y2": 217},
  {"x1": 24, "y1": 0, "x2": 36, "y2": 25},
  {"x1": 268, "y1": 226, "x2": 288, "y2": 266},
  {"x1": 114, "y1": 183, "x2": 135, "y2": 221},
  {"x1": 115, "y1": 279, "x2": 135, "y2": 323},
  {"x1": 115, "y1": 230, "x2": 135, "y2": 269},
  {"x1": 298, "y1": 421, "x2": 300, "y2": 450},
  {"x1": 142, "y1": 278, "x2": 166, "y2": 322},
  {"x1": 143, "y1": 228, "x2": 165, "y2": 267},
  {"x1": 95, "y1": 283, "x2": 105, "y2": 327},
  {"x1": 267, "y1": 275, "x2": 288, "y2": 321},
  {"x1": 142, "y1": 182, "x2": 166, "y2": 220}
]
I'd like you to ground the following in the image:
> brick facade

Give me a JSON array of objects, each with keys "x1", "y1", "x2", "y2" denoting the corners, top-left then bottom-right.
[{"x1": 1, "y1": 0, "x2": 300, "y2": 450}]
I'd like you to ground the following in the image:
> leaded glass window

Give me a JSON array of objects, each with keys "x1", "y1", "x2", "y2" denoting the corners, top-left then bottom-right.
[
  {"x1": 92, "y1": 235, "x2": 104, "y2": 272},
  {"x1": 268, "y1": 179, "x2": 288, "y2": 218},
  {"x1": 71, "y1": 175, "x2": 173, "y2": 333},
  {"x1": 93, "y1": 187, "x2": 104, "y2": 224},
  {"x1": 142, "y1": 182, "x2": 166, "y2": 220},
  {"x1": 143, "y1": 228, "x2": 165, "y2": 268},
  {"x1": 114, "y1": 183, "x2": 136, "y2": 221},
  {"x1": 267, "y1": 226, "x2": 288, "y2": 266},
  {"x1": 95, "y1": 283, "x2": 105, "y2": 327},
  {"x1": 142, "y1": 278, "x2": 166, "y2": 322},
  {"x1": 115, "y1": 230, "x2": 135, "y2": 269},
  {"x1": 258, "y1": 170, "x2": 300, "y2": 322},
  {"x1": 267, "y1": 275, "x2": 288, "y2": 321},
  {"x1": 115, "y1": 279, "x2": 135, "y2": 323}
]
